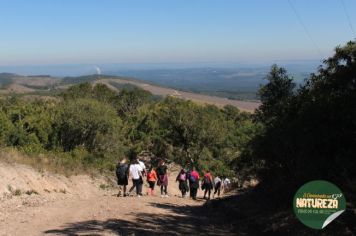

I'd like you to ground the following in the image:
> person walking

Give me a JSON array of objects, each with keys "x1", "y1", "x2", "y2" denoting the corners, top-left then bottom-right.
[
  {"x1": 129, "y1": 159, "x2": 144, "y2": 197},
  {"x1": 146, "y1": 166, "x2": 158, "y2": 196},
  {"x1": 156, "y1": 160, "x2": 169, "y2": 197},
  {"x1": 223, "y1": 177, "x2": 231, "y2": 193},
  {"x1": 176, "y1": 169, "x2": 189, "y2": 198},
  {"x1": 138, "y1": 158, "x2": 147, "y2": 177},
  {"x1": 213, "y1": 175, "x2": 222, "y2": 198},
  {"x1": 188, "y1": 167, "x2": 200, "y2": 200},
  {"x1": 202, "y1": 170, "x2": 213, "y2": 200},
  {"x1": 115, "y1": 158, "x2": 130, "y2": 197}
]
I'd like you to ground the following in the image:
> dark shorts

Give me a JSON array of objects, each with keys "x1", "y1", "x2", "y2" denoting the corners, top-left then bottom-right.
[
  {"x1": 117, "y1": 177, "x2": 128, "y2": 186},
  {"x1": 203, "y1": 182, "x2": 213, "y2": 190},
  {"x1": 148, "y1": 181, "x2": 155, "y2": 189}
]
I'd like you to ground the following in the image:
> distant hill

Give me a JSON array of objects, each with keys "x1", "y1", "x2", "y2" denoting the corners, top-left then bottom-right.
[
  {"x1": 0, "y1": 73, "x2": 18, "y2": 88},
  {"x1": 0, "y1": 72, "x2": 19, "y2": 78},
  {"x1": 0, "y1": 63, "x2": 317, "y2": 100},
  {"x1": 105, "y1": 66, "x2": 316, "y2": 101},
  {"x1": 0, "y1": 72, "x2": 260, "y2": 111}
]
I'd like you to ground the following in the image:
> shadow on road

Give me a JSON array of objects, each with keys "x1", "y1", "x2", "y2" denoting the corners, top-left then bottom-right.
[
  {"x1": 44, "y1": 202, "x2": 234, "y2": 236},
  {"x1": 44, "y1": 187, "x2": 356, "y2": 235}
]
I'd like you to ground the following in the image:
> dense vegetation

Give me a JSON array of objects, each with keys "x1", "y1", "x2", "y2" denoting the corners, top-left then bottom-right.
[
  {"x1": 240, "y1": 40, "x2": 356, "y2": 207},
  {"x1": 0, "y1": 80, "x2": 256, "y2": 176}
]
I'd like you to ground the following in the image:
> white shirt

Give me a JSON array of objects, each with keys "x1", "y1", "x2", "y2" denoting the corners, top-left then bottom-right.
[
  {"x1": 223, "y1": 178, "x2": 231, "y2": 186},
  {"x1": 214, "y1": 177, "x2": 222, "y2": 185},
  {"x1": 130, "y1": 164, "x2": 143, "y2": 180},
  {"x1": 138, "y1": 160, "x2": 146, "y2": 171}
]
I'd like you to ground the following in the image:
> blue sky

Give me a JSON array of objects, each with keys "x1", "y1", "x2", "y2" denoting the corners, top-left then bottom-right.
[{"x1": 0, "y1": 0, "x2": 355, "y2": 66}]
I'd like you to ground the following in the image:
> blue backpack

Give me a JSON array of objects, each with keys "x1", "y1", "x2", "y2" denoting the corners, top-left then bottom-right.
[{"x1": 189, "y1": 174, "x2": 196, "y2": 182}]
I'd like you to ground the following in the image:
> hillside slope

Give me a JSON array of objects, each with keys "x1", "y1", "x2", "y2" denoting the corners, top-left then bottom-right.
[{"x1": 95, "y1": 78, "x2": 260, "y2": 111}]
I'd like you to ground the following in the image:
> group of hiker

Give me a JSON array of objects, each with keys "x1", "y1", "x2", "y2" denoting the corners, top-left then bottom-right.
[
  {"x1": 176, "y1": 168, "x2": 231, "y2": 200},
  {"x1": 115, "y1": 157, "x2": 231, "y2": 200}
]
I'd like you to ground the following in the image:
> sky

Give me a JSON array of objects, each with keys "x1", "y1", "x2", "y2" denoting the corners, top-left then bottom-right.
[{"x1": 0, "y1": 0, "x2": 355, "y2": 67}]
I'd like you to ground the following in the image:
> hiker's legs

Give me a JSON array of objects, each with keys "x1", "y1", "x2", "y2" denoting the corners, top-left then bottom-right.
[
  {"x1": 148, "y1": 181, "x2": 154, "y2": 195},
  {"x1": 160, "y1": 185, "x2": 164, "y2": 195},
  {"x1": 213, "y1": 187, "x2": 220, "y2": 198},
  {"x1": 189, "y1": 183, "x2": 193, "y2": 198},
  {"x1": 182, "y1": 188, "x2": 186, "y2": 197},
  {"x1": 147, "y1": 182, "x2": 151, "y2": 195},
  {"x1": 138, "y1": 182, "x2": 143, "y2": 195},
  {"x1": 129, "y1": 179, "x2": 135, "y2": 193},
  {"x1": 137, "y1": 178, "x2": 143, "y2": 196},
  {"x1": 192, "y1": 187, "x2": 197, "y2": 200},
  {"x1": 123, "y1": 185, "x2": 127, "y2": 196},
  {"x1": 151, "y1": 182, "x2": 155, "y2": 195},
  {"x1": 132, "y1": 179, "x2": 139, "y2": 195},
  {"x1": 208, "y1": 189, "x2": 211, "y2": 199},
  {"x1": 129, "y1": 185, "x2": 134, "y2": 192},
  {"x1": 117, "y1": 185, "x2": 122, "y2": 197},
  {"x1": 164, "y1": 185, "x2": 168, "y2": 195}
]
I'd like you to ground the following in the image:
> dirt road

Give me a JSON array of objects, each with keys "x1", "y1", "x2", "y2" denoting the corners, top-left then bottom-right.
[
  {"x1": 1, "y1": 189, "x2": 233, "y2": 236},
  {"x1": 0, "y1": 161, "x2": 233, "y2": 236}
]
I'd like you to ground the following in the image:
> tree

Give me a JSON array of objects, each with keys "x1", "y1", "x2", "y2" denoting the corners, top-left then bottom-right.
[
  {"x1": 61, "y1": 82, "x2": 92, "y2": 101},
  {"x1": 256, "y1": 64, "x2": 295, "y2": 125},
  {"x1": 0, "y1": 110, "x2": 14, "y2": 145},
  {"x1": 157, "y1": 97, "x2": 229, "y2": 172},
  {"x1": 58, "y1": 99, "x2": 122, "y2": 152},
  {"x1": 115, "y1": 87, "x2": 153, "y2": 117}
]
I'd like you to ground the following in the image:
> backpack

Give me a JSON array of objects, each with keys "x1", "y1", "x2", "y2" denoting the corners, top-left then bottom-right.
[
  {"x1": 157, "y1": 166, "x2": 166, "y2": 176},
  {"x1": 203, "y1": 175, "x2": 211, "y2": 184},
  {"x1": 116, "y1": 164, "x2": 128, "y2": 180},
  {"x1": 179, "y1": 173, "x2": 186, "y2": 181},
  {"x1": 189, "y1": 174, "x2": 196, "y2": 182}
]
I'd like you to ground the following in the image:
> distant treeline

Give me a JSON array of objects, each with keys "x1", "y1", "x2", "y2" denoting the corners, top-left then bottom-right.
[
  {"x1": 27, "y1": 75, "x2": 51, "y2": 78},
  {"x1": 0, "y1": 73, "x2": 15, "y2": 88}
]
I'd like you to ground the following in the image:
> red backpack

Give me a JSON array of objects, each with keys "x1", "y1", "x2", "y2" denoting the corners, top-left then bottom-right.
[{"x1": 204, "y1": 175, "x2": 211, "y2": 184}]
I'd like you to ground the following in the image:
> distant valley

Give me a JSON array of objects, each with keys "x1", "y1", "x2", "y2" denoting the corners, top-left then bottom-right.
[
  {"x1": 106, "y1": 64, "x2": 317, "y2": 101},
  {"x1": 0, "y1": 73, "x2": 260, "y2": 112},
  {"x1": 0, "y1": 62, "x2": 319, "y2": 101}
]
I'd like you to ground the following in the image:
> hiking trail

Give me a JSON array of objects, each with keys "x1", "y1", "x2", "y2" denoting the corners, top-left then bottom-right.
[{"x1": 0, "y1": 161, "x2": 233, "y2": 236}]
